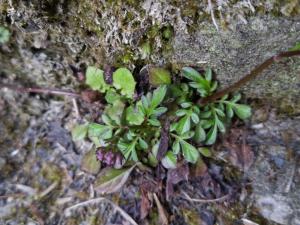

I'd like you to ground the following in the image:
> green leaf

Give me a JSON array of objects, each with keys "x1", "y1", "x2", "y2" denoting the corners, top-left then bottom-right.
[
  {"x1": 182, "y1": 67, "x2": 202, "y2": 82},
  {"x1": 214, "y1": 108, "x2": 225, "y2": 117},
  {"x1": 152, "y1": 107, "x2": 168, "y2": 116},
  {"x1": 105, "y1": 89, "x2": 122, "y2": 104},
  {"x1": 88, "y1": 123, "x2": 112, "y2": 140},
  {"x1": 81, "y1": 149, "x2": 101, "y2": 174},
  {"x1": 149, "y1": 67, "x2": 171, "y2": 86},
  {"x1": 150, "y1": 85, "x2": 167, "y2": 110},
  {"x1": 175, "y1": 116, "x2": 191, "y2": 135},
  {"x1": 102, "y1": 114, "x2": 112, "y2": 125},
  {"x1": 226, "y1": 105, "x2": 234, "y2": 118},
  {"x1": 205, "y1": 124, "x2": 217, "y2": 145},
  {"x1": 175, "y1": 109, "x2": 187, "y2": 117},
  {"x1": 289, "y1": 42, "x2": 300, "y2": 51},
  {"x1": 126, "y1": 105, "x2": 145, "y2": 125},
  {"x1": 216, "y1": 118, "x2": 226, "y2": 133},
  {"x1": 0, "y1": 26, "x2": 10, "y2": 44},
  {"x1": 85, "y1": 66, "x2": 109, "y2": 92},
  {"x1": 139, "y1": 137, "x2": 148, "y2": 150},
  {"x1": 148, "y1": 118, "x2": 161, "y2": 126},
  {"x1": 233, "y1": 104, "x2": 251, "y2": 120},
  {"x1": 194, "y1": 124, "x2": 206, "y2": 143},
  {"x1": 191, "y1": 113, "x2": 199, "y2": 124},
  {"x1": 113, "y1": 68, "x2": 136, "y2": 98},
  {"x1": 180, "y1": 140, "x2": 199, "y2": 163},
  {"x1": 105, "y1": 100, "x2": 125, "y2": 125},
  {"x1": 161, "y1": 151, "x2": 177, "y2": 169},
  {"x1": 205, "y1": 68, "x2": 212, "y2": 81},
  {"x1": 198, "y1": 147, "x2": 212, "y2": 157},
  {"x1": 94, "y1": 165, "x2": 136, "y2": 194},
  {"x1": 181, "y1": 131, "x2": 195, "y2": 140},
  {"x1": 180, "y1": 102, "x2": 192, "y2": 108},
  {"x1": 182, "y1": 67, "x2": 210, "y2": 93},
  {"x1": 117, "y1": 139, "x2": 138, "y2": 161},
  {"x1": 72, "y1": 124, "x2": 89, "y2": 141},
  {"x1": 172, "y1": 140, "x2": 180, "y2": 154}
]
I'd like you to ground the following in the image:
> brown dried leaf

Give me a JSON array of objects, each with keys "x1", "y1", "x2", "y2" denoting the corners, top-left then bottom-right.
[
  {"x1": 166, "y1": 163, "x2": 189, "y2": 201},
  {"x1": 224, "y1": 128, "x2": 254, "y2": 171},
  {"x1": 153, "y1": 193, "x2": 168, "y2": 225}
]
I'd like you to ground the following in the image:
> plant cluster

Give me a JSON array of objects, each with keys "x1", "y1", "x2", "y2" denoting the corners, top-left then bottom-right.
[{"x1": 72, "y1": 66, "x2": 251, "y2": 169}]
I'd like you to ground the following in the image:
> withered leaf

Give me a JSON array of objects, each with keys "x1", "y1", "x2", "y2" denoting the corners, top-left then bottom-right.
[
  {"x1": 153, "y1": 193, "x2": 168, "y2": 225},
  {"x1": 81, "y1": 148, "x2": 101, "y2": 175},
  {"x1": 224, "y1": 128, "x2": 254, "y2": 171},
  {"x1": 157, "y1": 120, "x2": 170, "y2": 161},
  {"x1": 94, "y1": 164, "x2": 136, "y2": 194},
  {"x1": 103, "y1": 64, "x2": 115, "y2": 85},
  {"x1": 166, "y1": 163, "x2": 189, "y2": 201}
]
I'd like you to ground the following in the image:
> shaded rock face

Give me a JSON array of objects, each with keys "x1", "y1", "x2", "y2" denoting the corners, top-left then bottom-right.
[
  {"x1": 249, "y1": 112, "x2": 300, "y2": 224},
  {"x1": 172, "y1": 17, "x2": 300, "y2": 113}
]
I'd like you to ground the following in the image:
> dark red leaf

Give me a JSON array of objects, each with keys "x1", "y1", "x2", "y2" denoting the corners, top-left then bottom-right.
[
  {"x1": 157, "y1": 120, "x2": 170, "y2": 161},
  {"x1": 103, "y1": 65, "x2": 115, "y2": 85}
]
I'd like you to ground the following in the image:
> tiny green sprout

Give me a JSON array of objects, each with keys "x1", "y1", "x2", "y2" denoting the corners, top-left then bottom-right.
[
  {"x1": 0, "y1": 26, "x2": 10, "y2": 44},
  {"x1": 72, "y1": 66, "x2": 252, "y2": 168}
]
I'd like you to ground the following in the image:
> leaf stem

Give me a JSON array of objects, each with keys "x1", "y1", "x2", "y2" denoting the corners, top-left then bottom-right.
[
  {"x1": 198, "y1": 50, "x2": 300, "y2": 105},
  {"x1": 0, "y1": 83, "x2": 81, "y2": 98}
]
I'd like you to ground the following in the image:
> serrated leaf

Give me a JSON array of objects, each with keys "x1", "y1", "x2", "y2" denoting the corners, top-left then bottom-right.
[
  {"x1": 113, "y1": 68, "x2": 136, "y2": 98},
  {"x1": 72, "y1": 124, "x2": 89, "y2": 141},
  {"x1": 205, "y1": 124, "x2": 217, "y2": 145},
  {"x1": 180, "y1": 140, "x2": 199, "y2": 163},
  {"x1": 150, "y1": 85, "x2": 167, "y2": 110},
  {"x1": 85, "y1": 66, "x2": 109, "y2": 92},
  {"x1": 161, "y1": 151, "x2": 177, "y2": 169},
  {"x1": 94, "y1": 165, "x2": 136, "y2": 194},
  {"x1": 233, "y1": 104, "x2": 251, "y2": 120},
  {"x1": 149, "y1": 67, "x2": 171, "y2": 86},
  {"x1": 198, "y1": 147, "x2": 212, "y2": 157},
  {"x1": 194, "y1": 124, "x2": 206, "y2": 143},
  {"x1": 88, "y1": 123, "x2": 112, "y2": 140},
  {"x1": 126, "y1": 105, "x2": 145, "y2": 125},
  {"x1": 117, "y1": 139, "x2": 138, "y2": 161},
  {"x1": 81, "y1": 149, "x2": 100, "y2": 174}
]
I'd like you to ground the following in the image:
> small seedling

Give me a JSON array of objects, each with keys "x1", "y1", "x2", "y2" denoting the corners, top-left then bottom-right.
[{"x1": 72, "y1": 66, "x2": 251, "y2": 168}]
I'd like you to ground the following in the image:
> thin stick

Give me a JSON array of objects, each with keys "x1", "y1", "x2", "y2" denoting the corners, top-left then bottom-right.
[
  {"x1": 199, "y1": 50, "x2": 300, "y2": 104},
  {"x1": 64, "y1": 197, "x2": 138, "y2": 225},
  {"x1": 0, "y1": 83, "x2": 81, "y2": 98},
  {"x1": 181, "y1": 191, "x2": 229, "y2": 203}
]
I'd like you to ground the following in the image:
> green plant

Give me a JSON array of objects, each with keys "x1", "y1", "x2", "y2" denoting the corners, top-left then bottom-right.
[
  {"x1": 0, "y1": 26, "x2": 10, "y2": 44},
  {"x1": 72, "y1": 66, "x2": 251, "y2": 168}
]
